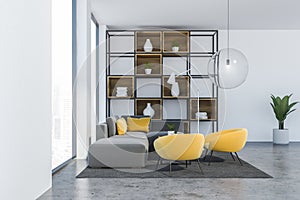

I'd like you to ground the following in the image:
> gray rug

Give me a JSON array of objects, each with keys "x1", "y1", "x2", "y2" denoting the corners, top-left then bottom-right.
[{"x1": 77, "y1": 153, "x2": 272, "y2": 178}]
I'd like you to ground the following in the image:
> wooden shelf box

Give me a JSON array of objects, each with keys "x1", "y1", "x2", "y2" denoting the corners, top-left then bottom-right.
[
  {"x1": 135, "y1": 99, "x2": 162, "y2": 120},
  {"x1": 163, "y1": 76, "x2": 189, "y2": 98},
  {"x1": 135, "y1": 54, "x2": 162, "y2": 75},
  {"x1": 135, "y1": 31, "x2": 162, "y2": 52},
  {"x1": 107, "y1": 76, "x2": 134, "y2": 98},
  {"x1": 189, "y1": 99, "x2": 217, "y2": 120},
  {"x1": 163, "y1": 31, "x2": 189, "y2": 53}
]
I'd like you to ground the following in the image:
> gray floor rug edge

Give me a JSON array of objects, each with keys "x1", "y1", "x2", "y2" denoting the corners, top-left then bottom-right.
[{"x1": 76, "y1": 156, "x2": 273, "y2": 179}]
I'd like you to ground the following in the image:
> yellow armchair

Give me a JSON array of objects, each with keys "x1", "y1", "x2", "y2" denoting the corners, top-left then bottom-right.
[
  {"x1": 205, "y1": 128, "x2": 248, "y2": 165},
  {"x1": 154, "y1": 134, "x2": 205, "y2": 173}
]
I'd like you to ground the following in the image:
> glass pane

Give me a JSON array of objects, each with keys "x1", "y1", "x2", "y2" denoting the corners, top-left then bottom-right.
[
  {"x1": 190, "y1": 121, "x2": 213, "y2": 134},
  {"x1": 110, "y1": 57, "x2": 134, "y2": 75},
  {"x1": 190, "y1": 78, "x2": 213, "y2": 97},
  {"x1": 110, "y1": 36, "x2": 134, "y2": 53},
  {"x1": 190, "y1": 36, "x2": 213, "y2": 52},
  {"x1": 163, "y1": 100, "x2": 187, "y2": 119},
  {"x1": 163, "y1": 57, "x2": 187, "y2": 75},
  {"x1": 136, "y1": 78, "x2": 161, "y2": 98},
  {"x1": 190, "y1": 57, "x2": 210, "y2": 75},
  {"x1": 110, "y1": 100, "x2": 134, "y2": 117}
]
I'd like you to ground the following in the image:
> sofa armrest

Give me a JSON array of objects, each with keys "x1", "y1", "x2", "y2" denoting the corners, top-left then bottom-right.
[{"x1": 96, "y1": 123, "x2": 108, "y2": 140}]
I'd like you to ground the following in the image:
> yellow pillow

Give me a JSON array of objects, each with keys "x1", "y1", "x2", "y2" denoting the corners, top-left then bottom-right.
[
  {"x1": 116, "y1": 118, "x2": 127, "y2": 135},
  {"x1": 127, "y1": 117, "x2": 150, "y2": 133}
]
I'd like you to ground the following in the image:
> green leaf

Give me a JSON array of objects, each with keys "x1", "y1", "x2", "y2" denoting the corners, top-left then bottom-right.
[
  {"x1": 287, "y1": 109, "x2": 296, "y2": 116},
  {"x1": 289, "y1": 102, "x2": 299, "y2": 110},
  {"x1": 270, "y1": 103, "x2": 275, "y2": 111}
]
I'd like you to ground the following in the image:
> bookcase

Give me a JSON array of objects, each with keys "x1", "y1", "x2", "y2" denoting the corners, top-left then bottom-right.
[{"x1": 106, "y1": 30, "x2": 218, "y2": 134}]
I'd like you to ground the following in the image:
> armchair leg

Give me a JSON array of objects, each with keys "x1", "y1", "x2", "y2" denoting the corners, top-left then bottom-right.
[
  {"x1": 208, "y1": 150, "x2": 214, "y2": 166},
  {"x1": 169, "y1": 161, "x2": 172, "y2": 174},
  {"x1": 197, "y1": 159, "x2": 204, "y2": 175},
  {"x1": 186, "y1": 160, "x2": 188, "y2": 168},
  {"x1": 234, "y1": 152, "x2": 243, "y2": 166},
  {"x1": 203, "y1": 148, "x2": 209, "y2": 161},
  {"x1": 230, "y1": 152, "x2": 235, "y2": 161},
  {"x1": 156, "y1": 157, "x2": 161, "y2": 170}
]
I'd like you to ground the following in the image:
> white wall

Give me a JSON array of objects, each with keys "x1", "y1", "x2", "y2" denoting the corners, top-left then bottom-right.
[
  {"x1": 218, "y1": 30, "x2": 300, "y2": 141},
  {"x1": 0, "y1": 0, "x2": 52, "y2": 199},
  {"x1": 77, "y1": 0, "x2": 107, "y2": 157}
]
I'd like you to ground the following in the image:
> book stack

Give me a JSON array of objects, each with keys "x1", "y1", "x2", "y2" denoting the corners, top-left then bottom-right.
[{"x1": 195, "y1": 112, "x2": 208, "y2": 120}]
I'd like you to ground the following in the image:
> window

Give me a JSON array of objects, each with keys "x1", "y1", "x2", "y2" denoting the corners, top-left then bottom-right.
[{"x1": 51, "y1": 0, "x2": 73, "y2": 170}]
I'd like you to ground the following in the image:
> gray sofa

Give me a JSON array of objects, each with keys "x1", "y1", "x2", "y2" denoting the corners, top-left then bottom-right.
[{"x1": 88, "y1": 117, "x2": 151, "y2": 168}]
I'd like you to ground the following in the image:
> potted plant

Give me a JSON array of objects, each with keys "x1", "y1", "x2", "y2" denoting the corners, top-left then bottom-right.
[
  {"x1": 166, "y1": 123, "x2": 176, "y2": 135},
  {"x1": 144, "y1": 62, "x2": 152, "y2": 74},
  {"x1": 270, "y1": 94, "x2": 298, "y2": 144},
  {"x1": 171, "y1": 41, "x2": 179, "y2": 52}
]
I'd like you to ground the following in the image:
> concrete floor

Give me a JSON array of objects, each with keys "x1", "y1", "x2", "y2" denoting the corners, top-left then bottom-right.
[{"x1": 39, "y1": 143, "x2": 300, "y2": 200}]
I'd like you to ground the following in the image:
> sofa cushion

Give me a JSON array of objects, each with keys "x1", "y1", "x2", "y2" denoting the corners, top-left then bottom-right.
[
  {"x1": 125, "y1": 131, "x2": 147, "y2": 140},
  {"x1": 92, "y1": 137, "x2": 148, "y2": 153},
  {"x1": 127, "y1": 117, "x2": 150, "y2": 133},
  {"x1": 122, "y1": 115, "x2": 152, "y2": 130},
  {"x1": 116, "y1": 118, "x2": 127, "y2": 135},
  {"x1": 88, "y1": 136, "x2": 148, "y2": 168},
  {"x1": 113, "y1": 132, "x2": 148, "y2": 150},
  {"x1": 96, "y1": 123, "x2": 108, "y2": 140},
  {"x1": 106, "y1": 117, "x2": 117, "y2": 137}
]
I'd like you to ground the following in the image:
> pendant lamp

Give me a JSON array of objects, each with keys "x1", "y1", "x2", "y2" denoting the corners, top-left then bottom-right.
[{"x1": 208, "y1": 0, "x2": 249, "y2": 89}]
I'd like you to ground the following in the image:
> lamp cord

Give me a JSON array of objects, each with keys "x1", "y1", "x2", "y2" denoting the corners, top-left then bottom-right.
[{"x1": 227, "y1": 0, "x2": 230, "y2": 60}]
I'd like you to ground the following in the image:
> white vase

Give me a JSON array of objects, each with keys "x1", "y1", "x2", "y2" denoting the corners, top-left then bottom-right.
[
  {"x1": 171, "y1": 82, "x2": 180, "y2": 97},
  {"x1": 273, "y1": 129, "x2": 289, "y2": 144},
  {"x1": 145, "y1": 68, "x2": 152, "y2": 74},
  {"x1": 143, "y1": 39, "x2": 153, "y2": 52},
  {"x1": 143, "y1": 103, "x2": 155, "y2": 118}
]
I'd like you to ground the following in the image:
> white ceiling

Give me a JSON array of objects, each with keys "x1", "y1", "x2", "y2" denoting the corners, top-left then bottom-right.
[{"x1": 91, "y1": 0, "x2": 300, "y2": 30}]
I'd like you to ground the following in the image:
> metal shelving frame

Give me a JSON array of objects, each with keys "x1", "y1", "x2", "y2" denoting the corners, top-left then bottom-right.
[{"x1": 105, "y1": 29, "x2": 219, "y2": 133}]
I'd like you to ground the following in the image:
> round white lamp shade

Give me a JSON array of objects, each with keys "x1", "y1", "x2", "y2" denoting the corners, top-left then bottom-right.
[{"x1": 208, "y1": 48, "x2": 249, "y2": 89}]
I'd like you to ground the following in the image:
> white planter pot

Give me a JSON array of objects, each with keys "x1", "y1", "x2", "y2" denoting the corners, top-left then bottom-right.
[
  {"x1": 273, "y1": 129, "x2": 289, "y2": 144},
  {"x1": 172, "y1": 46, "x2": 179, "y2": 52},
  {"x1": 145, "y1": 68, "x2": 152, "y2": 74},
  {"x1": 168, "y1": 131, "x2": 175, "y2": 135}
]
